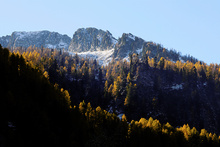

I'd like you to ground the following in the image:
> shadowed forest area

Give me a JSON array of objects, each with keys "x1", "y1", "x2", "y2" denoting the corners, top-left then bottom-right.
[{"x1": 1, "y1": 44, "x2": 220, "y2": 146}]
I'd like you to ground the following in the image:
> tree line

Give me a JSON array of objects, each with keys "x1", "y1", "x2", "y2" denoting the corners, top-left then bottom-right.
[
  {"x1": 8, "y1": 45, "x2": 220, "y2": 134},
  {"x1": 1, "y1": 44, "x2": 220, "y2": 146}
]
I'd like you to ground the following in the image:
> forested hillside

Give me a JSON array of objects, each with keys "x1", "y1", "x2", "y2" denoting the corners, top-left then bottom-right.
[
  {"x1": 0, "y1": 28, "x2": 198, "y2": 64},
  {"x1": 0, "y1": 45, "x2": 86, "y2": 146},
  {"x1": 10, "y1": 45, "x2": 220, "y2": 133},
  {"x1": 1, "y1": 44, "x2": 220, "y2": 146}
]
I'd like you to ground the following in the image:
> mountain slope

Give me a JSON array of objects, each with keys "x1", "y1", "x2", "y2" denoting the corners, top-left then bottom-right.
[
  {"x1": 68, "y1": 27, "x2": 117, "y2": 52},
  {"x1": 0, "y1": 35, "x2": 11, "y2": 47},
  {"x1": 0, "y1": 46, "x2": 85, "y2": 146},
  {"x1": 2, "y1": 46, "x2": 219, "y2": 147},
  {"x1": 0, "y1": 28, "x2": 198, "y2": 65},
  {"x1": 0, "y1": 31, "x2": 71, "y2": 50},
  {"x1": 67, "y1": 28, "x2": 198, "y2": 64},
  {"x1": 113, "y1": 33, "x2": 145, "y2": 59}
]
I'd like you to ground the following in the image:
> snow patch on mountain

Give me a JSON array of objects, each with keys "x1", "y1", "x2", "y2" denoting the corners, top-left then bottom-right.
[
  {"x1": 117, "y1": 114, "x2": 124, "y2": 120},
  {"x1": 97, "y1": 35, "x2": 102, "y2": 42},
  {"x1": 136, "y1": 47, "x2": 143, "y2": 54},
  {"x1": 128, "y1": 33, "x2": 135, "y2": 41},
  {"x1": 45, "y1": 44, "x2": 56, "y2": 49},
  {"x1": 14, "y1": 32, "x2": 26, "y2": 39},
  {"x1": 14, "y1": 31, "x2": 42, "y2": 39},
  {"x1": 112, "y1": 38, "x2": 118, "y2": 45},
  {"x1": 58, "y1": 39, "x2": 69, "y2": 49},
  {"x1": 123, "y1": 53, "x2": 130, "y2": 62},
  {"x1": 0, "y1": 31, "x2": 71, "y2": 49},
  {"x1": 171, "y1": 84, "x2": 183, "y2": 90},
  {"x1": 68, "y1": 48, "x2": 114, "y2": 66}
]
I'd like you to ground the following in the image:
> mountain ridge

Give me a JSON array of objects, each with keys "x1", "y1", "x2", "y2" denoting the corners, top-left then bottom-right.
[
  {"x1": 0, "y1": 30, "x2": 71, "y2": 50},
  {"x1": 0, "y1": 27, "x2": 198, "y2": 64},
  {"x1": 68, "y1": 28, "x2": 117, "y2": 52}
]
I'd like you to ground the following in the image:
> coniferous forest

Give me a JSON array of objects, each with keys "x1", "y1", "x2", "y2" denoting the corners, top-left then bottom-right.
[{"x1": 2, "y1": 44, "x2": 220, "y2": 146}]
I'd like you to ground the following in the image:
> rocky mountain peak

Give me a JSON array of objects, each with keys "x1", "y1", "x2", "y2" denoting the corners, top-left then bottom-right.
[
  {"x1": 0, "y1": 28, "x2": 198, "y2": 65},
  {"x1": 113, "y1": 33, "x2": 145, "y2": 59},
  {"x1": 0, "y1": 35, "x2": 11, "y2": 48},
  {"x1": 0, "y1": 31, "x2": 71, "y2": 50},
  {"x1": 68, "y1": 27, "x2": 117, "y2": 52}
]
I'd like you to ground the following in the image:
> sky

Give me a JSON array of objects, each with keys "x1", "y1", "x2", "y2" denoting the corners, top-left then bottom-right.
[{"x1": 1, "y1": 0, "x2": 220, "y2": 64}]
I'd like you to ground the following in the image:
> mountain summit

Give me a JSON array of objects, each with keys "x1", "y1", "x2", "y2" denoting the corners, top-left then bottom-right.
[
  {"x1": 68, "y1": 28, "x2": 117, "y2": 52},
  {"x1": 0, "y1": 31, "x2": 71, "y2": 50},
  {"x1": 0, "y1": 28, "x2": 198, "y2": 64},
  {"x1": 113, "y1": 33, "x2": 145, "y2": 59}
]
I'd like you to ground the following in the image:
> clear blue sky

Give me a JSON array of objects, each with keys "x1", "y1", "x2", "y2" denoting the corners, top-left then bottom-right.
[{"x1": 1, "y1": 0, "x2": 220, "y2": 64}]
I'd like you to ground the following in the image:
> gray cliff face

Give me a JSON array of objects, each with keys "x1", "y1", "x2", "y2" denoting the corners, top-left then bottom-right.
[
  {"x1": 113, "y1": 33, "x2": 145, "y2": 59},
  {"x1": 0, "y1": 28, "x2": 195, "y2": 63},
  {"x1": 0, "y1": 35, "x2": 11, "y2": 48},
  {"x1": 0, "y1": 31, "x2": 71, "y2": 50},
  {"x1": 68, "y1": 28, "x2": 117, "y2": 52}
]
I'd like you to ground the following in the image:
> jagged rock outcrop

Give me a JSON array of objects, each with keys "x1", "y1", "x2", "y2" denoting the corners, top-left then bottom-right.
[
  {"x1": 68, "y1": 28, "x2": 117, "y2": 52},
  {"x1": 0, "y1": 35, "x2": 11, "y2": 48},
  {"x1": 113, "y1": 32, "x2": 197, "y2": 63},
  {"x1": 113, "y1": 33, "x2": 145, "y2": 59},
  {"x1": 0, "y1": 28, "x2": 198, "y2": 63},
  {"x1": 0, "y1": 31, "x2": 71, "y2": 50}
]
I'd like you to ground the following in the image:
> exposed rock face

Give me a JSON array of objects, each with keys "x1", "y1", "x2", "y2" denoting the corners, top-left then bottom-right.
[
  {"x1": 113, "y1": 33, "x2": 145, "y2": 59},
  {"x1": 0, "y1": 28, "x2": 197, "y2": 63},
  {"x1": 0, "y1": 35, "x2": 11, "y2": 48},
  {"x1": 1, "y1": 27, "x2": 216, "y2": 134},
  {"x1": 68, "y1": 28, "x2": 117, "y2": 52},
  {"x1": 0, "y1": 31, "x2": 71, "y2": 50}
]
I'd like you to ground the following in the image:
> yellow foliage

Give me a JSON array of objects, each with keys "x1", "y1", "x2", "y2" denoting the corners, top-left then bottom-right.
[
  {"x1": 43, "y1": 71, "x2": 49, "y2": 79},
  {"x1": 85, "y1": 102, "x2": 92, "y2": 119},
  {"x1": 88, "y1": 68, "x2": 92, "y2": 77},
  {"x1": 63, "y1": 66, "x2": 67, "y2": 73},
  {"x1": 15, "y1": 50, "x2": 21, "y2": 56},
  {"x1": 139, "y1": 118, "x2": 148, "y2": 128},
  {"x1": 124, "y1": 97, "x2": 128, "y2": 106},
  {"x1": 162, "y1": 128, "x2": 168, "y2": 134},
  {"x1": 122, "y1": 114, "x2": 127, "y2": 122},
  {"x1": 108, "y1": 84, "x2": 113, "y2": 94},
  {"x1": 147, "y1": 117, "x2": 154, "y2": 127},
  {"x1": 130, "y1": 120, "x2": 135, "y2": 125},
  {"x1": 165, "y1": 122, "x2": 172, "y2": 129},
  {"x1": 179, "y1": 124, "x2": 191, "y2": 140},
  {"x1": 127, "y1": 72, "x2": 131, "y2": 83},
  {"x1": 200, "y1": 129, "x2": 208, "y2": 138},
  {"x1": 62, "y1": 89, "x2": 72, "y2": 108},
  {"x1": 71, "y1": 66, "x2": 75, "y2": 74},
  {"x1": 212, "y1": 133, "x2": 219, "y2": 142},
  {"x1": 105, "y1": 69, "x2": 110, "y2": 79},
  {"x1": 104, "y1": 80, "x2": 108, "y2": 91},
  {"x1": 65, "y1": 60, "x2": 69, "y2": 66},
  {"x1": 191, "y1": 127, "x2": 198, "y2": 135},
  {"x1": 96, "y1": 106, "x2": 102, "y2": 112},
  {"x1": 152, "y1": 119, "x2": 161, "y2": 131},
  {"x1": 79, "y1": 100, "x2": 86, "y2": 113},
  {"x1": 112, "y1": 81, "x2": 118, "y2": 97}
]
